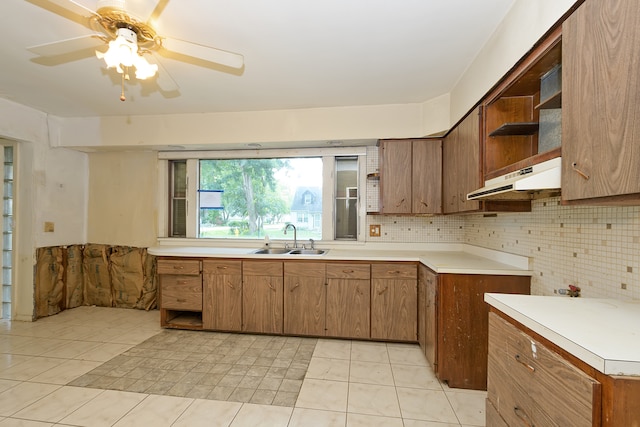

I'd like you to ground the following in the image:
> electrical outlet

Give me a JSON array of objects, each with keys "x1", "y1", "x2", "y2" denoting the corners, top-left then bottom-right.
[
  {"x1": 44, "y1": 221, "x2": 54, "y2": 232},
  {"x1": 369, "y1": 224, "x2": 381, "y2": 237}
]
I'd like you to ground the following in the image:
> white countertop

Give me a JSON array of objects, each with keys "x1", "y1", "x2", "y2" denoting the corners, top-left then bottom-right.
[
  {"x1": 147, "y1": 244, "x2": 532, "y2": 276},
  {"x1": 485, "y1": 293, "x2": 640, "y2": 376}
]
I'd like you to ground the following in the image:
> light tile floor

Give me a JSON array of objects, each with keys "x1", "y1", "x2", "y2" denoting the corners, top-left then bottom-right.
[{"x1": 0, "y1": 306, "x2": 486, "y2": 426}]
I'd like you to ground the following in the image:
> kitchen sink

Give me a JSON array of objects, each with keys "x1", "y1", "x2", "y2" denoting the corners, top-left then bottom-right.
[
  {"x1": 287, "y1": 249, "x2": 327, "y2": 255},
  {"x1": 252, "y1": 248, "x2": 291, "y2": 254},
  {"x1": 251, "y1": 248, "x2": 328, "y2": 256}
]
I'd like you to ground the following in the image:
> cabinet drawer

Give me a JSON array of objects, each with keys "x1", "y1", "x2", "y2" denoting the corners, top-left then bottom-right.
[
  {"x1": 157, "y1": 259, "x2": 201, "y2": 275},
  {"x1": 488, "y1": 313, "x2": 600, "y2": 427},
  {"x1": 161, "y1": 276, "x2": 202, "y2": 311},
  {"x1": 243, "y1": 261, "x2": 283, "y2": 276},
  {"x1": 371, "y1": 263, "x2": 417, "y2": 279},
  {"x1": 326, "y1": 263, "x2": 370, "y2": 280},
  {"x1": 203, "y1": 259, "x2": 242, "y2": 275},
  {"x1": 285, "y1": 261, "x2": 325, "y2": 277}
]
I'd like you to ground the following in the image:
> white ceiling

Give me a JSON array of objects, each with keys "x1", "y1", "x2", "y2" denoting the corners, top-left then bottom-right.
[{"x1": 0, "y1": 0, "x2": 516, "y2": 118}]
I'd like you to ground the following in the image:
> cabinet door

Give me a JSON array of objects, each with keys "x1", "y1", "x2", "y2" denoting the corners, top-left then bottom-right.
[
  {"x1": 379, "y1": 139, "x2": 412, "y2": 214},
  {"x1": 420, "y1": 265, "x2": 438, "y2": 369},
  {"x1": 412, "y1": 139, "x2": 442, "y2": 214},
  {"x1": 562, "y1": 0, "x2": 640, "y2": 202},
  {"x1": 457, "y1": 108, "x2": 482, "y2": 213},
  {"x1": 326, "y1": 263, "x2": 371, "y2": 339},
  {"x1": 284, "y1": 262, "x2": 326, "y2": 336},
  {"x1": 242, "y1": 261, "x2": 283, "y2": 334},
  {"x1": 442, "y1": 127, "x2": 459, "y2": 213},
  {"x1": 202, "y1": 260, "x2": 242, "y2": 331},
  {"x1": 438, "y1": 274, "x2": 530, "y2": 390},
  {"x1": 371, "y1": 263, "x2": 417, "y2": 341}
]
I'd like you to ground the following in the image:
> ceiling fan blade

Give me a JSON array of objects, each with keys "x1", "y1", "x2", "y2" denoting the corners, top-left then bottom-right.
[
  {"x1": 146, "y1": 0, "x2": 171, "y2": 26},
  {"x1": 147, "y1": 53, "x2": 179, "y2": 92},
  {"x1": 27, "y1": 34, "x2": 106, "y2": 57},
  {"x1": 25, "y1": 0, "x2": 98, "y2": 28},
  {"x1": 161, "y1": 37, "x2": 244, "y2": 70}
]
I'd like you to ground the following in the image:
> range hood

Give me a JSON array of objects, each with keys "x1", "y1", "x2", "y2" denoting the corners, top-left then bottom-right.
[{"x1": 467, "y1": 157, "x2": 561, "y2": 201}]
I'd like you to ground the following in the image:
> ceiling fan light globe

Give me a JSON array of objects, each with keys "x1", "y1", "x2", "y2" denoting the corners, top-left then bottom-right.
[{"x1": 134, "y1": 55, "x2": 158, "y2": 80}]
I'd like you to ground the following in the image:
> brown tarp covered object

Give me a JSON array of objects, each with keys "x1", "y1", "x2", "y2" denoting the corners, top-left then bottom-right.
[
  {"x1": 83, "y1": 244, "x2": 113, "y2": 307},
  {"x1": 66, "y1": 245, "x2": 84, "y2": 309},
  {"x1": 34, "y1": 244, "x2": 157, "y2": 319},
  {"x1": 34, "y1": 246, "x2": 65, "y2": 318}
]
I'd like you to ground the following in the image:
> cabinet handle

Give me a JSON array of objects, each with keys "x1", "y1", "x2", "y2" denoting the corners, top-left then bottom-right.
[
  {"x1": 395, "y1": 198, "x2": 405, "y2": 208},
  {"x1": 386, "y1": 270, "x2": 401, "y2": 275},
  {"x1": 515, "y1": 354, "x2": 535, "y2": 372},
  {"x1": 290, "y1": 283, "x2": 300, "y2": 292},
  {"x1": 176, "y1": 298, "x2": 186, "y2": 303},
  {"x1": 217, "y1": 266, "x2": 228, "y2": 270},
  {"x1": 377, "y1": 286, "x2": 389, "y2": 295},
  {"x1": 178, "y1": 280, "x2": 188, "y2": 285},
  {"x1": 268, "y1": 283, "x2": 276, "y2": 292},
  {"x1": 571, "y1": 162, "x2": 590, "y2": 180},
  {"x1": 226, "y1": 282, "x2": 235, "y2": 289},
  {"x1": 173, "y1": 265, "x2": 184, "y2": 270},
  {"x1": 420, "y1": 200, "x2": 428, "y2": 207},
  {"x1": 513, "y1": 406, "x2": 534, "y2": 427},
  {"x1": 342, "y1": 269, "x2": 355, "y2": 274}
]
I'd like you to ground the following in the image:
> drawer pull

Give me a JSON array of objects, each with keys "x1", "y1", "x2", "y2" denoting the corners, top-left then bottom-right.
[
  {"x1": 377, "y1": 286, "x2": 389, "y2": 295},
  {"x1": 178, "y1": 280, "x2": 188, "y2": 285},
  {"x1": 515, "y1": 354, "x2": 536, "y2": 372},
  {"x1": 217, "y1": 266, "x2": 228, "y2": 270},
  {"x1": 173, "y1": 265, "x2": 184, "y2": 270},
  {"x1": 342, "y1": 269, "x2": 355, "y2": 274},
  {"x1": 290, "y1": 283, "x2": 300, "y2": 292},
  {"x1": 513, "y1": 406, "x2": 534, "y2": 427},
  {"x1": 386, "y1": 270, "x2": 401, "y2": 275},
  {"x1": 176, "y1": 298, "x2": 187, "y2": 303}
]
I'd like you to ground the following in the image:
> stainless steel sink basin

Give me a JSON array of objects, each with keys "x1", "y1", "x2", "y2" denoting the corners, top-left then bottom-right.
[
  {"x1": 287, "y1": 249, "x2": 327, "y2": 255},
  {"x1": 251, "y1": 248, "x2": 328, "y2": 256},
  {"x1": 252, "y1": 248, "x2": 291, "y2": 254}
]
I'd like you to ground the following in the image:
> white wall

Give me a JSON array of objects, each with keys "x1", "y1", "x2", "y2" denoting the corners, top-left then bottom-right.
[
  {"x1": 0, "y1": 99, "x2": 88, "y2": 320},
  {"x1": 87, "y1": 151, "x2": 158, "y2": 248}
]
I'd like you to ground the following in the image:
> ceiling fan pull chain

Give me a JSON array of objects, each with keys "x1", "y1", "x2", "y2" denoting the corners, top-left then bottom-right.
[{"x1": 120, "y1": 72, "x2": 126, "y2": 101}]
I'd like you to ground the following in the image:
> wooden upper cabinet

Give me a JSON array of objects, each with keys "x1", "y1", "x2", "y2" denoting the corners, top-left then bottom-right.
[
  {"x1": 562, "y1": 0, "x2": 640, "y2": 204},
  {"x1": 379, "y1": 139, "x2": 442, "y2": 214},
  {"x1": 202, "y1": 259, "x2": 242, "y2": 332},
  {"x1": 443, "y1": 108, "x2": 482, "y2": 214},
  {"x1": 412, "y1": 139, "x2": 442, "y2": 214}
]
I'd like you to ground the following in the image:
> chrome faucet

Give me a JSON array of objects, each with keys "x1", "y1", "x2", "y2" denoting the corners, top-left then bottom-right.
[{"x1": 283, "y1": 223, "x2": 298, "y2": 248}]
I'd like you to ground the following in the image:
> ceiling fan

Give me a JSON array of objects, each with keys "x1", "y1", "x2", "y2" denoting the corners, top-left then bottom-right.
[{"x1": 25, "y1": 0, "x2": 245, "y2": 100}]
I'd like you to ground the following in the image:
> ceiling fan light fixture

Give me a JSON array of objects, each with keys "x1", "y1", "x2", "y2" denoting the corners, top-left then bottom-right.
[{"x1": 95, "y1": 27, "x2": 157, "y2": 79}]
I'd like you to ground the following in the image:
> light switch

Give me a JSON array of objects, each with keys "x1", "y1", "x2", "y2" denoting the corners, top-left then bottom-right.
[
  {"x1": 44, "y1": 221, "x2": 54, "y2": 232},
  {"x1": 369, "y1": 224, "x2": 381, "y2": 237}
]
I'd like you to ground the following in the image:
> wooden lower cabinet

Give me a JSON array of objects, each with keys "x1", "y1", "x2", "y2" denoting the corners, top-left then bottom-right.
[
  {"x1": 488, "y1": 312, "x2": 600, "y2": 426},
  {"x1": 284, "y1": 262, "x2": 326, "y2": 336},
  {"x1": 202, "y1": 259, "x2": 242, "y2": 331},
  {"x1": 418, "y1": 264, "x2": 437, "y2": 368},
  {"x1": 326, "y1": 263, "x2": 371, "y2": 339},
  {"x1": 157, "y1": 258, "x2": 203, "y2": 329},
  {"x1": 417, "y1": 267, "x2": 531, "y2": 390},
  {"x1": 242, "y1": 261, "x2": 283, "y2": 334},
  {"x1": 371, "y1": 263, "x2": 417, "y2": 341}
]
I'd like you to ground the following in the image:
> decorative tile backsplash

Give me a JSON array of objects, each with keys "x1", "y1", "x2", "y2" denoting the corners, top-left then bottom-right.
[
  {"x1": 464, "y1": 197, "x2": 640, "y2": 300},
  {"x1": 365, "y1": 147, "x2": 639, "y2": 300}
]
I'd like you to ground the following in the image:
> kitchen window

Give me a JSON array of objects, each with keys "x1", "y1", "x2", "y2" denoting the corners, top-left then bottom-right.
[{"x1": 160, "y1": 147, "x2": 366, "y2": 242}]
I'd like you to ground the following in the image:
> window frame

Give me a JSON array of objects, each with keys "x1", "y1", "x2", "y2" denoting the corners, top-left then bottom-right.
[{"x1": 158, "y1": 147, "x2": 367, "y2": 243}]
